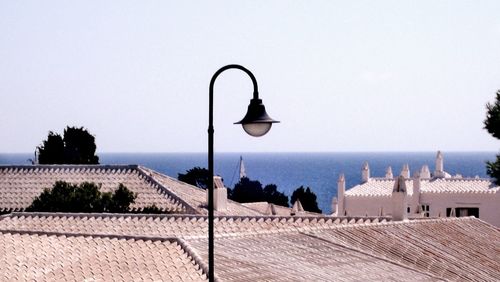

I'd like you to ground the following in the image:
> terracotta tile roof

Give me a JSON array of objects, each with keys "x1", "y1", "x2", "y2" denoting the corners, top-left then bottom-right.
[
  {"x1": 188, "y1": 234, "x2": 439, "y2": 281},
  {"x1": 311, "y1": 217, "x2": 500, "y2": 281},
  {"x1": 346, "y1": 177, "x2": 499, "y2": 197},
  {"x1": 0, "y1": 212, "x2": 390, "y2": 239},
  {"x1": 0, "y1": 232, "x2": 206, "y2": 281},
  {"x1": 423, "y1": 178, "x2": 498, "y2": 193},
  {"x1": 0, "y1": 165, "x2": 265, "y2": 216},
  {"x1": 0, "y1": 165, "x2": 190, "y2": 213},
  {"x1": 140, "y1": 167, "x2": 264, "y2": 216},
  {"x1": 1, "y1": 213, "x2": 499, "y2": 281}
]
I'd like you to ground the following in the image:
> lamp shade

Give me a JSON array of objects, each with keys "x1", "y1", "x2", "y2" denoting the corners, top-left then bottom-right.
[{"x1": 234, "y1": 98, "x2": 279, "y2": 137}]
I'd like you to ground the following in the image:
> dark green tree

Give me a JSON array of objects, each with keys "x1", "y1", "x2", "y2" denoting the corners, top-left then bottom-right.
[
  {"x1": 291, "y1": 186, "x2": 322, "y2": 213},
  {"x1": 141, "y1": 204, "x2": 164, "y2": 214},
  {"x1": 229, "y1": 177, "x2": 290, "y2": 207},
  {"x1": 263, "y1": 184, "x2": 289, "y2": 207},
  {"x1": 63, "y1": 126, "x2": 99, "y2": 164},
  {"x1": 73, "y1": 182, "x2": 103, "y2": 212},
  {"x1": 484, "y1": 90, "x2": 500, "y2": 185},
  {"x1": 178, "y1": 167, "x2": 210, "y2": 189},
  {"x1": 27, "y1": 181, "x2": 136, "y2": 213},
  {"x1": 229, "y1": 177, "x2": 265, "y2": 203},
  {"x1": 37, "y1": 126, "x2": 99, "y2": 164},
  {"x1": 108, "y1": 183, "x2": 137, "y2": 213},
  {"x1": 37, "y1": 132, "x2": 65, "y2": 164}
]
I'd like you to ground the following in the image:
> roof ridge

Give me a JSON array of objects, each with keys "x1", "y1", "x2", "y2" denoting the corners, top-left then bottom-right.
[
  {"x1": 136, "y1": 166, "x2": 200, "y2": 214},
  {"x1": 176, "y1": 238, "x2": 212, "y2": 281},
  {"x1": 365, "y1": 176, "x2": 495, "y2": 182},
  {"x1": 0, "y1": 164, "x2": 139, "y2": 170},
  {"x1": 137, "y1": 166, "x2": 273, "y2": 216},
  {"x1": 0, "y1": 228, "x2": 178, "y2": 242},
  {"x1": 431, "y1": 177, "x2": 494, "y2": 182},
  {"x1": 5, "y1": 212, "x2": 205, "y2": 220},
  {"x1": 4, "y1": 212, "x2": 395, "y2": 226}
]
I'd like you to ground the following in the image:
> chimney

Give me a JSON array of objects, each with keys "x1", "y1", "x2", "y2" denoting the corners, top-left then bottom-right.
[
  {"x1": 434, "y1": 151, "x2": 445, "y2": 178},
  {"x1": 400, "y1": 164, "x2": 410, "y2": 179},
  {"x1": 412, "y1": 171, "x2": 421, "y2": 215},
  {"x1": 337, "y1": 174, "x2": 345, "y2": 216},
  {"x1": 420, "y1": 165, "x2": 431, "y2": 179},
  {"x1": 385, "y1": 166, "x2": 393, "y2": 179},
  {"x1": 391, "y1": 175, "x2": 408, "y2": 221},
  {"x1": 291, "y1": 199, "x2": 304, "y2": 216},
  {"x1": 361, "y1": 162, "x2": 370, "y2": 183},
  {"x1": 211, "y1": 176, "x2": 227, "y2": 211},
  {"x1": 413, "y1": 171, "x2": 421, "y2": 195}
]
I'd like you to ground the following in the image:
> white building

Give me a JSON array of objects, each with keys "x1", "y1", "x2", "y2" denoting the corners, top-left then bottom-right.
[{"x1": 333, "y1": 151, "x2": 500, "y2": 226}]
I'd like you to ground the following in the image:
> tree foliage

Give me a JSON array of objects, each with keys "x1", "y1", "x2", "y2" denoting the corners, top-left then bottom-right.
[
  {"x1": 37, "y1": 126, "x2": 99, "y2": 164},
  {"x1": 178, "y1": 167, "x2": 210, "y2": 189},
  {"x1": 486, "y1": 157, "x2": 500, "y2": 185},
  {"x1": 141, "y1": 204, "x2": 164, "y2": 214},
  {"x1": 263, "y1": 184, "x2": 289, "y2": 207},
  {"x1": 229, "y1": 177, "x2": 289, "y2": 207},
  {"x1": 484, "y1": 90, "x2": 500, "y2": 139},
  {"x1": 108, "y1": 183, "x2": 137, "y2": 213},
  {"x1": 27, "y1": 181, "x2": 136, "y2": 213},
  {"x1": 290, "y1": 186, "x2": 322, "y2": 213},
  {"x1": 484, "y1": 90, "x2": 500, "y2": 185},
  {"x1": 230, "y1": 177, "x2": 265, "y2": 203}
]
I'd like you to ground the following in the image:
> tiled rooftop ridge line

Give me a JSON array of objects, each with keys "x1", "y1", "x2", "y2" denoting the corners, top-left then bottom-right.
[
  {"x1": 0, "y1": 208, "x2": 22, "y2": 214},
  {"x1": 0, "y1": 228, "x2": 179, "y2": 242},
  {"x1": 136, "y1": 166, "x2": 199, "y2": 214},
  {"x1": 299, "y1": 231, "x2": 446, "y2": 281},
  {"x1": 0, "y1": 213, "x2": 398, "y2": 240},
  {"x1": 3, "y1": 212, "x2": 482, "y2": 230},
  {"x1": 1, "y1": 211, "x2": 391, "y2": 223},
  {"x1": 369, "y1": 176, "x2": 494, "y2": 181},
  {"x1": 332, "y1": 217, "x2": 495, "y2": 240},
  {"x1": 0, "y1": 164, "x2": 139, "y2": 171},
  {"x1": 177, "y1": 238, "x2": 212, "y2": 282}
]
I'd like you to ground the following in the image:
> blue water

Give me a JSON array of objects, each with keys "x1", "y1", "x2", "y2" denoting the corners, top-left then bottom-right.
[{"x1": 0, "y1": 152, "x2": 496, "y2": 214}]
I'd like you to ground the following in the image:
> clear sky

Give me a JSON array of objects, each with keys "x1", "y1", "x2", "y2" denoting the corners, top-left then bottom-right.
[{"x1": 1, "y1": 1, "x2": 500, "y2": 153}]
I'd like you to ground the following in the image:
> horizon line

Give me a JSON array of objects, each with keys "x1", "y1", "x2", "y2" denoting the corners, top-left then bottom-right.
[{"x1": 1, "y1": 150, "x2": 497, "y2": 154}]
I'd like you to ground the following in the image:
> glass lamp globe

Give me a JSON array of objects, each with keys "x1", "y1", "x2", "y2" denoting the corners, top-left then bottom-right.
[
  {"x1": 241, "y1": 122, "x2": 273, "y2": 137},
  {"x1": 235, "y1": 98, "x2": 279, "y2": 137}
]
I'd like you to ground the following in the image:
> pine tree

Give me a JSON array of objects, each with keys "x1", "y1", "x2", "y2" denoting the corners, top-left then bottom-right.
[
  {"x1": 37, "y1": 126, "x2": 99, "y2": 164},
  {"x1": 484, "y1": 90, "x2": 500, "y2": 185}
]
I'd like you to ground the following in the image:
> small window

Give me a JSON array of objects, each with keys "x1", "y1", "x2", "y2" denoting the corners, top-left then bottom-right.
[
  {"x1": 407, "y1": 207, "x2": 411, "y2": 213},
  {"x1": 421, "y1": 204, "x2": 430, "y2": 217},
  {"x1": 456, "y1": 207, "x2": 479, "y2": 218},
  {"x1": 446, "y1": 208, "x2": 456, "y2": 217}
]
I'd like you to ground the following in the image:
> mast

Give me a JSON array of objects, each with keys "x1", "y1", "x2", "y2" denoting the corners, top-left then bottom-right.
[{"x1": 239, "y1": 156, "x2": 247, "y2": 179}]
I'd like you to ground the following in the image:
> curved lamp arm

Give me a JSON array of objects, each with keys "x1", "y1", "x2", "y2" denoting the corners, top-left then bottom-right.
[
  {"x1": 209, "y1": 64, "x2": 259, "y2": 131},
  {"x1": 206, "y1": 64, "x2": 278, "y2": 281},
  {"x1": 207, "y1": 64, "x2": 258, "y2": 282}
]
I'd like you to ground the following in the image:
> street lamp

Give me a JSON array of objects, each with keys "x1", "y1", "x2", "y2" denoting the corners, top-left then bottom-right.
[{"x1": 208, "y1": 64, "x2": 279, "y2": 281}]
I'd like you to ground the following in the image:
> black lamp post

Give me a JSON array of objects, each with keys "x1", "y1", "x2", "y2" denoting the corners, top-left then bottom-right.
[{"x1": 208, "y1": 64, "x2": 279, "y2": 281}]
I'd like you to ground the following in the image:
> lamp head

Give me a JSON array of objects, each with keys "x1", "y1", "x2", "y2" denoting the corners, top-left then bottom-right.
[{"x1": 234, "y1": 98, "x2": 280, "y2": 137}]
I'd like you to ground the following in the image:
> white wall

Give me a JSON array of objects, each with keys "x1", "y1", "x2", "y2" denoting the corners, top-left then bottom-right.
[
  {"x1": 420, "y1": 192, "x2": 499, "y2": 227},
  {"x1": 344, "y1": 192, "x2": 499, "y2": 227},
  {"x1": 344, "y1": 195, "x2": 392, "y2": 217}
]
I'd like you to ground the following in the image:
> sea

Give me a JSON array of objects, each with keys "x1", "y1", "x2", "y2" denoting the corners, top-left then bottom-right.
[{"x1": 0, "y1": 152, "x2": 496, "y2": 214}]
